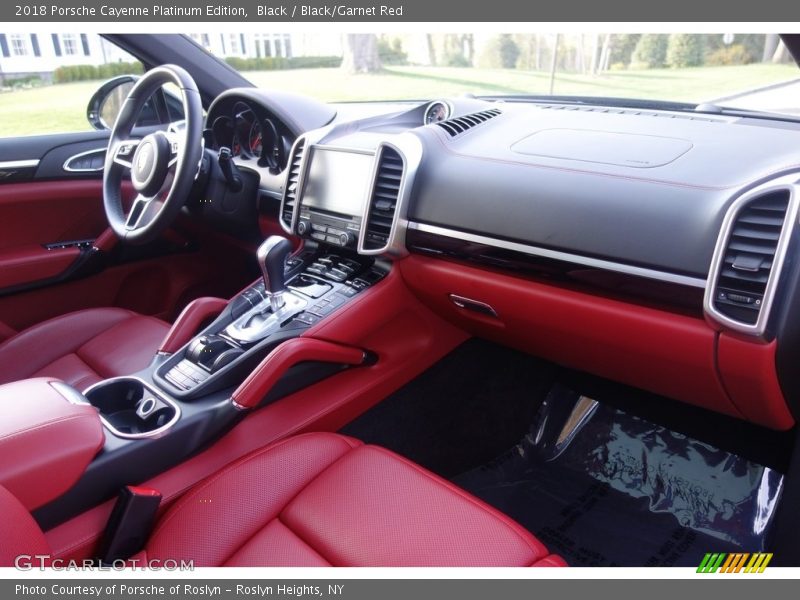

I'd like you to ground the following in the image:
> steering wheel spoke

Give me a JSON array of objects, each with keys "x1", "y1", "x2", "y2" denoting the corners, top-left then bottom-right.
[
  {"x1": 165, "y1": 130, "x2": 182, "y2": 168},
  {"x1": 111, "y1": 139, "x2": 140, "y2": 169}
]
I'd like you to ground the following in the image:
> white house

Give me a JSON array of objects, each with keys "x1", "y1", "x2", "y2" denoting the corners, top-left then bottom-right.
[{"x1": 0, "y1": 34, "x2": 132, "y2": 83}]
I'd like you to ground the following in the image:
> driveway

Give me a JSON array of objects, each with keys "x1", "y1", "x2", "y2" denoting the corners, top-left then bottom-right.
[{"x1": 712, "y1": 78, "x2": 800, "y2": 115}]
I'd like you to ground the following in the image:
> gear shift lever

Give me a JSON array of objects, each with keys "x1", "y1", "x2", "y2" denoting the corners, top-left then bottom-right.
[{"x1": 257, "y1": 236, "x2": 293, "y2": 312}]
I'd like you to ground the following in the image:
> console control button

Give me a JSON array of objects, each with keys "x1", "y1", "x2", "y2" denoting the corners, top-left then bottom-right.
[
  {"x1": 294, "y1": 312, "x2": 320, "y2": 325},
  {"x1": 326, "y1": 268, "x2": 348, "y2": 282}
]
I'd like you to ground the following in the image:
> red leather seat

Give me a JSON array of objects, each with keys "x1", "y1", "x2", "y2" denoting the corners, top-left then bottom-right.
[
  {"x1": 0, "y1": 433, "x2": 565, "y2": 567},
  {"x1": 143, "y1": 433, "x2": 564, "y2": 566},
  {"x1": 0, "y1": 308, "x2": 169, "y2": 389}
]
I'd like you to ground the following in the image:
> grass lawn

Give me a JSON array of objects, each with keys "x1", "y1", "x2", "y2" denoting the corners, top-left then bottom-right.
[{"x1": 1, "y1": 63, "x2": 797, "y2": 137}]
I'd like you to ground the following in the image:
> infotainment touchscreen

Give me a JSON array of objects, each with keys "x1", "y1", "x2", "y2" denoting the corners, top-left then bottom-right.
[{"x1": 301, "y1": 148, "x2": 374, "y2": 217}]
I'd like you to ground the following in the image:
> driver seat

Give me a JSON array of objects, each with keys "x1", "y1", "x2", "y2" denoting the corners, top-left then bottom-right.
[{"x1": 0, "y1": 308, "x2": 170, "y2": 390}]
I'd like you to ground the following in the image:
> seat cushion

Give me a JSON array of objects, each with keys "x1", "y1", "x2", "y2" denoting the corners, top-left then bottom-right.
[
  {"x1": 0, "y1": 308, "x2": 169, "y2": 389},
  {"x1": 145, "y1": 432, "x2": 564, "y2": 567}
]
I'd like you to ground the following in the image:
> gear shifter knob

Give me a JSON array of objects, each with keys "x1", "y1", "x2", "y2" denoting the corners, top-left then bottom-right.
[{"x1": 256, "y1": 235, "x2": 293, "y2": 311}]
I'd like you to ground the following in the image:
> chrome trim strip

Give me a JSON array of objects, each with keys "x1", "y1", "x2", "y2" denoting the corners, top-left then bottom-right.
[
  {"x1": 408, "y1": 221, "x2": 707, "y2": 289},
  {"x1": 358, "y1": 133, "x2": 423, "y2": 258},
  {"x1": 703, "y1": 175, "x2": 800, "y2": 338},
  {"x1": 0, "y1": 159, "x2": 39, "y2": 169},
  {"x1": 62, "y1": 148, "x2": 106, "y2": 173},
  {"x1": 82, "y1": 376, "x2": 181, "y2": 440},
  {"x1": 50, "y1": 381, "x2": 91, "y2": 406},
  {"x1": 449, "y1": 294, "x2": 499, "y2": 318}
]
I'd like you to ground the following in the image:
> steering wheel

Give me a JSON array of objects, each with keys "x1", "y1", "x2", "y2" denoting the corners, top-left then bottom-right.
[{"x1": 103, "y1": 65, "x2": 203, "y2": 244}]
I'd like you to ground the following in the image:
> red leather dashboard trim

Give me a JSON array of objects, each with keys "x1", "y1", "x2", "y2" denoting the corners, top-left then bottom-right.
[
  {"x1": 232, "y1": 338, "x2": 369, "y2": 409},
  {"x1": 0, "y1": 377, "x2": 104, "y2": 511},
  {"x1": 399, "y1": 255, "x2": 744, "y2": 420},
  {"x1": 158, "y1": 297, "x2": 229, "y2": 354},
  {"x1": 716, "y1": 335, "x2": 794, "y2": 430},
  {"x1": 0, "y1": 245, "x2": 80, "y2": 290}
]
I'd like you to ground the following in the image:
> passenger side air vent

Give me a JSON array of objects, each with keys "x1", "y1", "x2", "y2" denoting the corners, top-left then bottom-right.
[
  {"x1": 280, "y1": 138, "x2": 305, "y2": 231},
  {"x1": 436, "y1": 108, "x2": 502, "y2": 137},
  {"x1": 711, "y1": 190, "x2": 791, "y2": 328},
  {"x1": 362, "y1": 146, "x2": 404, "y2": 252}
]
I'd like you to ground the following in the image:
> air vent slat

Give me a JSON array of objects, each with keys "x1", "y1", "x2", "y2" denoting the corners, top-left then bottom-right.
[
  {"x1": 711, "y1": 189, "x2": 790, "y2": 329},
  {"x1": 730, "y1": 225, "x2": 781, "y2": 241},
  {"x1": 435, "y1": 108, "x2": 501, "y2": 138},
  {"x1": 362, "y1": 147, "x2": 404, "y2": 252},
  {"x1": 280, "y1": 139, "x2": 305, "y2": 230},
  {"x1": 737, "y1": 214, "x2": 784, "y2": 227},
  {"x1": 726, "y1": 239, "x2": 778, "y2": 255}
]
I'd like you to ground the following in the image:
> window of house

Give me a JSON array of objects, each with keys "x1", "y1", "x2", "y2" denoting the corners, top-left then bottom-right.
[
  {"x1": 9, "y1": 34, "x2": 28, "y2": 56},
  {"x1": 228, "y1": 33, "x2": 241, "y2": 55},
  {"x1": 61, "y1": 33, "x2": 78, "y2": 56}
]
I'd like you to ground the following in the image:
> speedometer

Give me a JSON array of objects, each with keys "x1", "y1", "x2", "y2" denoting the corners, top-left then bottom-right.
[{"x1": 424, "y1": 100, "x2": 452, "y2": 125}]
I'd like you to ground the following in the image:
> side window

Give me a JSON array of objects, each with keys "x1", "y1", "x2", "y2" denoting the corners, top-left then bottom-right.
[{"x1": 0, "y1": 34, "x2": 142, "y2": 138}]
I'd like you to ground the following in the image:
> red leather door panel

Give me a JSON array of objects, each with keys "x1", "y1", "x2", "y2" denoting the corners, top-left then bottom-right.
[{"x1": 0, "y1": 180, "x2": 108, "y2": 292}]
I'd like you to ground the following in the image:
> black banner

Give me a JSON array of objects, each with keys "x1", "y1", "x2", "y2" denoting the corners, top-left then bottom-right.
[
  {"x1": 1, "y1": 0, "x2": 799, "y2": 22},
  {"x1": 5, "y1": 579, "x2": 800, "y2": 600}
]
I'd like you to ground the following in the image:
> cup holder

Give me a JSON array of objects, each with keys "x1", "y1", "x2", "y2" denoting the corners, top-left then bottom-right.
[{"x1": 83, "y1": 377, "x2": 180, "y2": 439}]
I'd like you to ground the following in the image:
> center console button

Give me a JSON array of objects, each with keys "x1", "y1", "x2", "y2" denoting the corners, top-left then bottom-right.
[
  {"x1": 328, "y1": 268, "x2": 349, "y2": 281},
  {"x1": 311, "y1": 232, "x2": 327, "y2": 242},
  {"x1": 294, "y1": 312, "x2": 320, "y2": 325}
]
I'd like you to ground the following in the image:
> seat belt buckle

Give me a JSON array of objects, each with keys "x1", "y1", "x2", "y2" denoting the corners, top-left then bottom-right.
[{"x1": 98, "y1": 485, "x2": 162, "y2": 564}]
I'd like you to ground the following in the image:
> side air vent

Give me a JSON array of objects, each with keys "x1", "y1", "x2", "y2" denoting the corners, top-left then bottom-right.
[
  {"x1": 436, "y1": 108, "x2": 502, "y2": 137},
  {"x1": 362, "y1": 146, "x2": 404, "y2": 252},
  {"x1": 280, "y1": 138, "x2": 305, "y2": 231},
  {"x1": 710, "y1": 190, "x2": 791, "y2": 329}
]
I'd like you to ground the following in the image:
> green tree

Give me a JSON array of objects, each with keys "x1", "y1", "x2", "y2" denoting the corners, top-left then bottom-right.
[
  {"x1": 608, "y1": 34, "x2": 641, "y2": 67},
  {"x1": 666, "y1": 34, "x2": 705, "y2": 68},
  {"x1": 479, "y1": 34, "x2": 520, "y2": 69},
  {"x1": 631, "y1": 34, "x2": 668, "y2": 68}
]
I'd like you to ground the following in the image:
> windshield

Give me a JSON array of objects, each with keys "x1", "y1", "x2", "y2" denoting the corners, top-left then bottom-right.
[{"x1": 194, "y1": 32, "x2": 799, "y2": 116}]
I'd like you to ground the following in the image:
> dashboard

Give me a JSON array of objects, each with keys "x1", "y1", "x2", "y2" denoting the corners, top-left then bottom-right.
[{"x1": 200, "y1": 86, "x2": 800, "y2": 431}]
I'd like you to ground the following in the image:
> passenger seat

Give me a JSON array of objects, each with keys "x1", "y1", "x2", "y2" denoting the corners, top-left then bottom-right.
[{"x1": 0, "y1": 433, "x2": 566, "y2": 567}]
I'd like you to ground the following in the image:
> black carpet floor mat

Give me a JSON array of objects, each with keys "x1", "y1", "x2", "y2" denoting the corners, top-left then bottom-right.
[
  {"x1": 340, "y1": 338, "x2": 557, "y2": 478},
  {"x1": 341, "y1": 338, "x2": 786, "y2": 567},
  {"x1": 452, "y1": 385, "x2": 783, "y2": 567}
]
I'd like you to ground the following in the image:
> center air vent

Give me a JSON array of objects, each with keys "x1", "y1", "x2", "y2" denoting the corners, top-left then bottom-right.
[
  {"x1": 436, "y1": 108, "x2": 502, "y2": 137},
  {"x1": 280, "y1": 138, "x2": 305, "y2": 231},
  {"x1": 361, "y1": 146, "x2": 404, "y2": 253},
  {"x1": 709, "y1": 189, "x2": 792, "y2": 332}
]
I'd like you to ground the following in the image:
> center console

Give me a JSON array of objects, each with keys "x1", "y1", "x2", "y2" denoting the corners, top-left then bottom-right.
[
  {"x1": 29, "y1": 126, "x2": 421, "y2": 532},
  {"x1": 154, "y1": 240, "x2": 387, "y2": 400}
]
